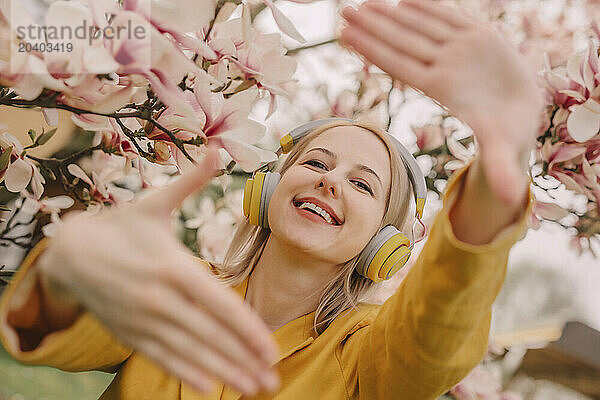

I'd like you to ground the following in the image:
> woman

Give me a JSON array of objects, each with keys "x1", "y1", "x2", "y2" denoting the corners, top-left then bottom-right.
[{"x1": 0, "y1": 0, "x2": 543, "y2": 399}]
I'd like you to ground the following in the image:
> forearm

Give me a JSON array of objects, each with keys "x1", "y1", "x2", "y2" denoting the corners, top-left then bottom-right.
[
  {"x1": 38, "y1": 268, "x2": 83, "y2": 333},
  {"x1": 3, "y1": 240, "x2": 82, "y2": 352},
  {"x1": 448, "y1": 154, "x2": 530, "y2": 245}
]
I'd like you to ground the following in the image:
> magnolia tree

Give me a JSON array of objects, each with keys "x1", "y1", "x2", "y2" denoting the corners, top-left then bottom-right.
[{"x1": 0, "y1": 0, "x2": 599, "y2": 269}]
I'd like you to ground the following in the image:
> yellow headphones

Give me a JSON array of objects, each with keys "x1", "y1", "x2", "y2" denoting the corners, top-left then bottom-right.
[{"x1": 241, "y1": 118, "x2": 426, "y2": 283}]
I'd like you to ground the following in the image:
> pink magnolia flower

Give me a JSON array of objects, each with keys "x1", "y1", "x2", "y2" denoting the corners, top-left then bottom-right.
[
  {"x1": 540, "y1": 140, "x2": 600, "y2": 202},
  {"x1": 121, "y1": 0, "x2": 216, "y2": 59},
  {"x1": 206, "y1": 6, "x2": 297, "y2": 116},
  {"x1": 106, "y1": 11, "x2": 204, "y2": 131},
  {"x1": 20, "y1": 192, "x2": 74, "y2": 215},
  {"x1": 0, "y1": 132, "x2": 45, "y2": 199},
  {"x1": 19, "y1": 192, "x2": 75, "y2": 237},
  {"x1": 160, "y1": 76, "x2": 278, "y2": 173},
  {"x1": 147, "y1": 89, "x2": 207, "y2": 142},
  {"x1": 541, "y1": 40, "x2": 600, "y2": 143},
  {"x1": 0, "y1": 0, "x2": 144, "y2": 114},
  {"x1": 67, "y1": 154, "x2": 134, "y2": 205}
]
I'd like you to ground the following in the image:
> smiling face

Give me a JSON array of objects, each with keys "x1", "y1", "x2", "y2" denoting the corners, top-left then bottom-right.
[{"x1": 267, "y1": 125, "x2": 392, "y2": 265}]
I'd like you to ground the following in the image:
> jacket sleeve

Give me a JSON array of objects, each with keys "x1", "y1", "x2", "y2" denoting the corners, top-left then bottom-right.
[
  {"x1": 348, "y1": 159, "x2": 534, "y2": 400},
  {"x1": 0, "y1": 239, "x2": 133, "y2": 373}
]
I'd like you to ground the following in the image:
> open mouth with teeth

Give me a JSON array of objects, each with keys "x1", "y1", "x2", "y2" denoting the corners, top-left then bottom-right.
[{"x1": 293, "y1": 199, "x2": 341, "y2": 226}]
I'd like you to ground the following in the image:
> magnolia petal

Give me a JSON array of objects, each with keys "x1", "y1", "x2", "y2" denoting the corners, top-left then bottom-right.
[
  {"x1": 42, "y1": 108, "x2": 59, "y2": 127},
  {"x1": 241, "y1": 3, "x2": 253, "y2": 43},
  {"x1": 228, "y1": 57, "x2": 264, "y2": 77},
  {"x1": 91, "y1": 171, "x2": 109, "y2": 198},
  {"x1": 88, "y1": 85, "x2": 136, "y2": 114},
  {"x1": 43, "y1": 195, "x2": 75, "y2": 210},
  {"x1": 4, "y1": 158, "x2": 33, "y2": 192},
  {"x1": 83, "y1": 45, "x2": 120, "y2": 74},
  {"x1": 446, "y1": 135, "x2": 474, "y2": 161},
  {"x1": 533, "y1": 200, "x2": 569, "y2": 221},
  {"x1": 169, "y1": 30, "x2": 217, "y2": 60},
  {"x1": 1, "y1": 132, "x2": 24, "y2": 153},
  {"x1": 566, "y1": 52, "x2": 585, "y2": 88},
  {"x1": 109, "y1": 185, "x2": 135, "y2": 203},
  {"x1": 557, "y1": 89, "x2": 586, "y2": 102},
  {"x1": 140, "y1": 0, "x2": 215, "y2": 34},
  {"x1": 529, "y1": 214, "x2": 541, "y2": 230},
  {"x1": 583, "y1": 41, "x2": 598, "y2": 91},
  {"x1": 71, "y1": 114, "x2": 112, "y2": 131},
  {"x1": 42, "y1": 213, "x2": 63, "y2": 237},
  {"x1": 266, "y1": 92, "x2": 277, "y2": 119},
  {"x1": 160, "y1": 115, "x2": 206, "y2": 140},
  {"x1": 553, "y1": 171, "x2": 586, "y2": 194},
  {"x1": 567, "y1": 100, "x2": 600, "y2": 142},
  {"x1": 21, "y1": 197, "x2": 41, "y2": 215},
  {"x1": 67, "y1": 163, "x2": 94, "y2": 186},
  {"x1": 549, "y1": 143, "x2": 586, "y2": 165},
  {"x1": 443, "y1": 160, "x2": 466, "y2": 172},
  {"x1": 31, "y1": 164, "x2": 45, "y2": 199},
  {"x1": 262, "y1": 0, "x2": 306, "y2": 43},
  {"x1": 13, "y1": 71, "x2": 45, "y2": 101},
  {"x1": 260, "y1": 82, "x2": 290, "y2": 97},
  {"x1": 210, "y1": 38, "x2": 237, "y2": 57},
  {"x1": 145, "y1": 71, "x2": 200, "y2": 128},
  {"x1": 220, "y1": 136, "x2": 277, "y2": 172}
]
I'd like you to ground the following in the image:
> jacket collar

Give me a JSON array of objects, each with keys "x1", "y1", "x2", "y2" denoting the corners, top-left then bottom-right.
[{"x1": 233, "y1": 274, "x2": 315, "y2": 365}]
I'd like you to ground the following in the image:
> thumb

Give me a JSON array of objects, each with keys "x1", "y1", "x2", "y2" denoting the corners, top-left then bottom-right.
[{"x1": 147, "y1": 144, "x2": 221, "y2": 214}]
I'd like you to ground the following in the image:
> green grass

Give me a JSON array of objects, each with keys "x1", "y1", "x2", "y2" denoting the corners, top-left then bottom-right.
[{"x1": 0, "y1": 343, "x2": 113, "y2": 400}]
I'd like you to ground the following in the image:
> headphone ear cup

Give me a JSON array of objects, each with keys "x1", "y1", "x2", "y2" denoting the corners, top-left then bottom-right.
[
  {"x1": 245, "y1": 172, "x2": 266, "y2": 226},
  {"x1": 356, "y1": 226, "x2": 411, "y2": 283},
  {"x1": 260, "y1": 172, "x2": 280, "y2": 229},
  {"x1": 243, "y1": 172, "x2": 281, "y2": 228},
  {"x1": 243, "y1": 178, "x2": 254, "y2": 219}
]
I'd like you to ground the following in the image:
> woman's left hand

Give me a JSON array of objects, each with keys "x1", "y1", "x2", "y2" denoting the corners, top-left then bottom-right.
[{"x1": 340, "y1": 0, "x2": 545, "y2": 209}]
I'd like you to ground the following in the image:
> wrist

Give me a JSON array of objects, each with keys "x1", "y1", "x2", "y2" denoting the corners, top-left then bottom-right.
[{"x1": 36, "y1": 253, "x2": 83, "y2": 331}]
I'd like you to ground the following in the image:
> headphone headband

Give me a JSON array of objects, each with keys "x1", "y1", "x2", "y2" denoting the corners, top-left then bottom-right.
[{"x1": 258, "y1": 118, "x2": 426, "y2": 219}]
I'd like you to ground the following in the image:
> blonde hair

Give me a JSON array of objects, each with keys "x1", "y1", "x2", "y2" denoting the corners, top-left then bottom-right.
[{"x1": 213, "y1": 120, "x2": 413, "y2": 336}]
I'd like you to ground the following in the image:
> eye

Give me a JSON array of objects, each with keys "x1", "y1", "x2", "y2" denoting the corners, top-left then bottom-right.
[
  {"x1": 304, "y1": 159, "x2": 328, "y2": 170},
  {"x1": 352, "y1": 180, "x2": 373, "y2": 195}
]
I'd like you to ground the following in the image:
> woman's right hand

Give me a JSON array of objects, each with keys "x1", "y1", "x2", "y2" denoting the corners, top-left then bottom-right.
[{"x1": 35, "y1": 145, "x2": 280, "y2": 396}]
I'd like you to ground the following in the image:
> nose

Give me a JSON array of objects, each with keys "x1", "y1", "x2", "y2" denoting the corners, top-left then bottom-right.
[{"x1": 316, "y1": 172, "x2": 341, "y2": 198}]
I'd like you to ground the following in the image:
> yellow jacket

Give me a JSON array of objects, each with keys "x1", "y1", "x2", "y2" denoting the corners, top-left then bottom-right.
[{"x1": 0, "y1": 162, "x2": 533, "y2": 400}]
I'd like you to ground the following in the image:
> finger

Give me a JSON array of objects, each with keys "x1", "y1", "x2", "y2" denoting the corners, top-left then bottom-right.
[
  {"x1": 171, "y1": 255, "x2": 280, "y2": 365},
  {"x1": 146, "y1": 144, "x2": 221, "y2": 214},
  {"x1": 140, "y1": 338, "x2": 215, "y2": 394},
  {"x1": 340, "y1": 24, "x2": 427, "y2": 88},
  {"x1": 145, "y1": 280, "x2": 279, "y2": 388},
  {"x1": 365, "y1": 1, "x2": 452, "y2": 43},
  {"x1": 153, "y1": 324, "x2": 263, "y2": 395},
  {"x1": 342, "y1": 5, "x2": 438, "y2": 65},
  {"x1": 402, "y1": 0, "x2": 476, "y2": 29}
]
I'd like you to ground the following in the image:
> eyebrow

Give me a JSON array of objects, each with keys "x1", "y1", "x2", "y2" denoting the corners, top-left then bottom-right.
[{"x1": 305, "y1": 147, "x2": 382, "y2": 187}]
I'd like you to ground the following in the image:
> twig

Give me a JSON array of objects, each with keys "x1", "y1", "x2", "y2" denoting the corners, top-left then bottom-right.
[
  {"x1": 286, "y1": 38, "x2": 337, "y2": 55},
  {"x1": 26, "y1": 144, "x2": 102, "y2": 166},
  {"x1": 114, "y1": 118, "x2": 153, "y2": 159},
  {"x1": 149, "y1": 117, "x2": 198, "y2": 164}
]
